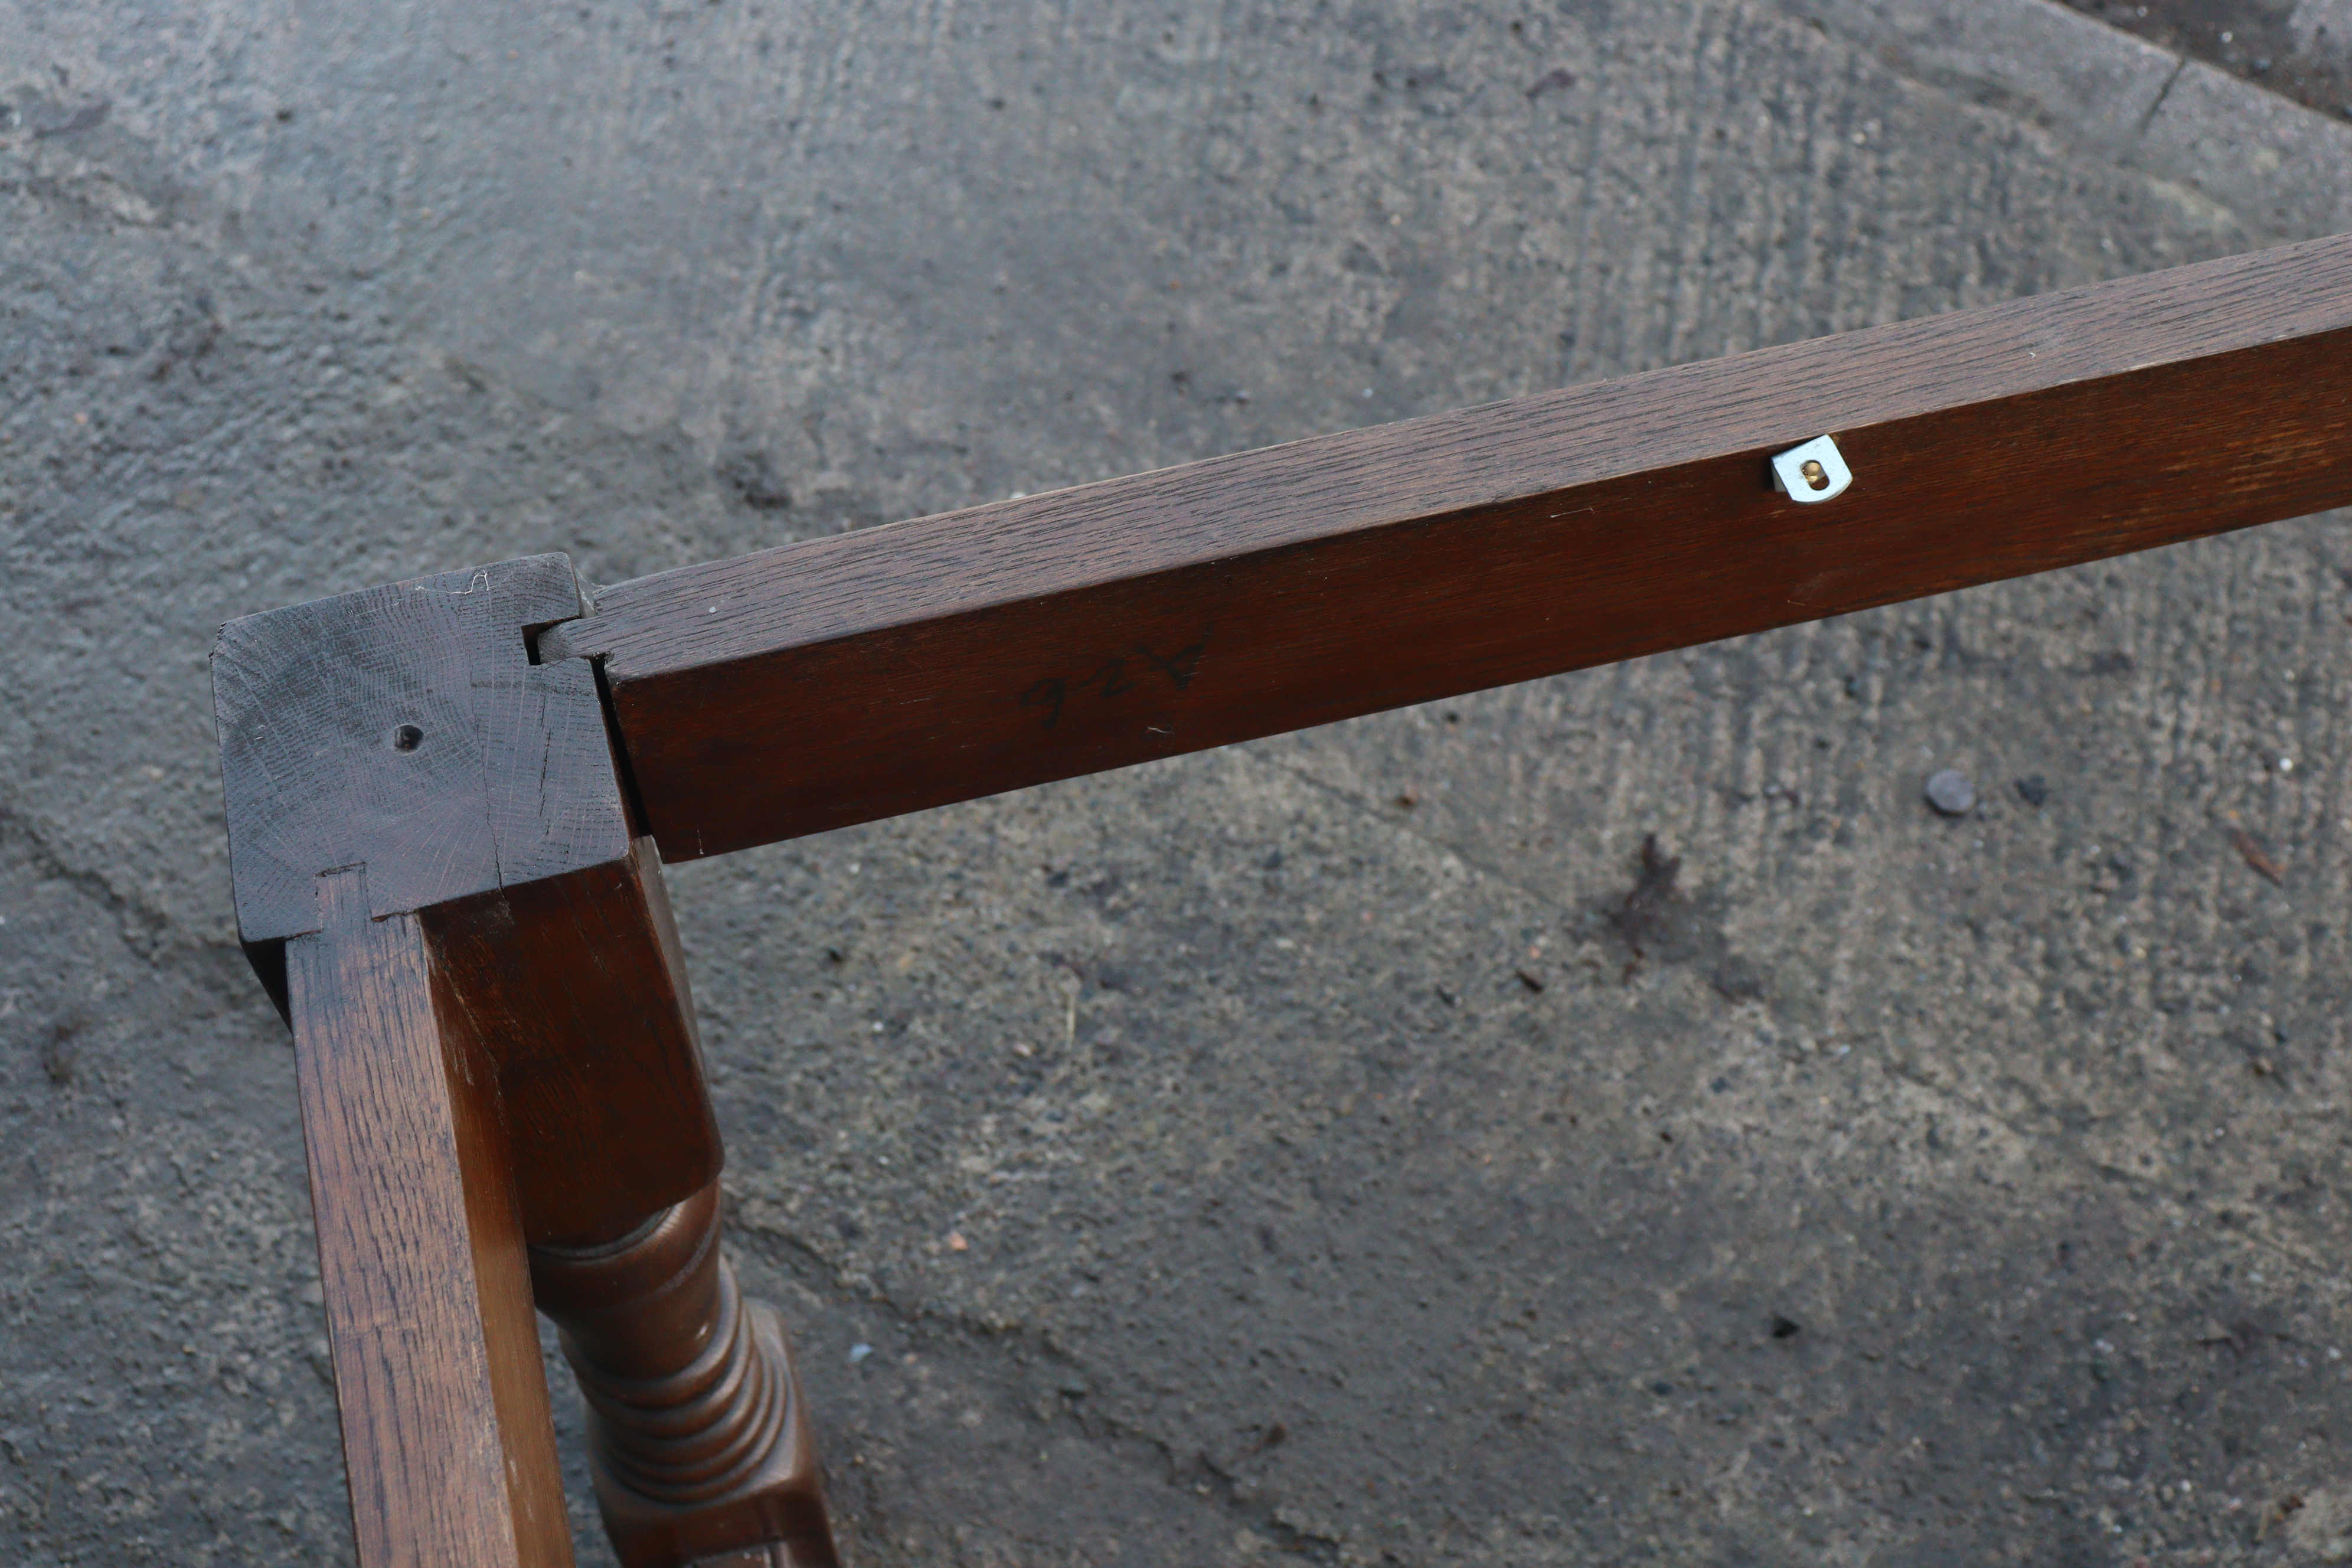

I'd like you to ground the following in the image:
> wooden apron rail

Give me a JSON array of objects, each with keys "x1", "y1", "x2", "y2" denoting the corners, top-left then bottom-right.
[
  {"x1": 544, "y1": 233, "x2": 2352, "y2": 863},
  {"x1": 213, "y1": 233, "x2": 2352, "y2": 1566}
]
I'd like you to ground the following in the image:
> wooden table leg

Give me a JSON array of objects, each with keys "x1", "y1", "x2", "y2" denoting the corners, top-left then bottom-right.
[
  {"x1": 287, "y1": 868, "x2": 574, "y2": 1568},
  {"x1": 219, "y1": 557, "x2": 839, "y2": 1567},
  {"x1": 531, "y1": 1183, "x2": 837, "y2": 1568}
]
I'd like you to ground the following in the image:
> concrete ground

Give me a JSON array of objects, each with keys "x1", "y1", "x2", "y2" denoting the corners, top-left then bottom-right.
[
  {"x1": 6, "y1": 1, "x2": 2352, "y2": 1563},
  {"x1": 2059, "y1": 0, "x2": 2352, "y2": 122}
]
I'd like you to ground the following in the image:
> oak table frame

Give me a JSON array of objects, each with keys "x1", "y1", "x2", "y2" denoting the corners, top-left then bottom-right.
[{"x1": 211, "y1": 234, "x2": 2352, "y2": 1565}]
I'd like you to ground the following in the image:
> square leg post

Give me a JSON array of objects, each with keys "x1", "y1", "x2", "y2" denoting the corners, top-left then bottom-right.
[
  {"x1": 215, "y1": 556, "x2": 837, "y2": 1568},
  {"x1": 286, "y1": 868, "x2": 573, "y2": 1568}
]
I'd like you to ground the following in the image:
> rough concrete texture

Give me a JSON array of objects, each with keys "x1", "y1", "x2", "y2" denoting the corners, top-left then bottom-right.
[
  {"x1": 5, "y1": 1, "x2": 2352, "y2": 1563},
  {"x1": 1778, "y1": 0, "x2": 2352, "y2": 238},
  {"x1": 2064, "y1": 0, "x2": 2352, "y2": 123},
  {"x1": 1779, "y1": 0, "x2": 2190, "y2": 165}
]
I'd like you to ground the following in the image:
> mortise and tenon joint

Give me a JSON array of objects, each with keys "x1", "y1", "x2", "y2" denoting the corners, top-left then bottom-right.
[{"x1": 212, "y1": 554, "x2": 836, "y2": 1568}]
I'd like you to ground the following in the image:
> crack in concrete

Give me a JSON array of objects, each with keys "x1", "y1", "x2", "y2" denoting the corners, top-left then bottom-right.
[
  {"x1": 0, "y1": 802, "x2": 191, "y2": 950},
  {"x1": 2138, "y1": 54, "x2": 2191, "y2": 135},
  {"x1": 1873, "y1": 1054, "x2": 2347, "y2": 1288},
  {"x1": 724, "y1": 1216, "x2": 1344, "y2": 1559}
]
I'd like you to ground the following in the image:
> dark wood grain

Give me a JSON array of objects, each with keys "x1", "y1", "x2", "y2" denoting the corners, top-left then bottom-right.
[
  {"x1": 530, "y1": 1182, "x2": 838, "y2": 1568},
  {"x1": 286, "y1": 868, "x2": 574, "y2": 1568},
  {"x1": 426, "y1": 837, "x2": 723, "y2": 1247},
  {"x1": 220, "y1": 557, "x2": 832, "y2": 1564},
  {"x1": 213, "y1": 555, "x2": 622, "y2": 947},
  {"x1": 537, "y1": 233, "x2": 2352, "y2": 862},
  {"x1": 213, "y1": 560, "x2": 721, "y2": 1247}
]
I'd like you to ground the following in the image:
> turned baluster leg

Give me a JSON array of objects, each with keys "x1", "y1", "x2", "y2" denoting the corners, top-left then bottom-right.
[{"x1": 531, "y1": 1184, "x2": 835, "y2": 1568}]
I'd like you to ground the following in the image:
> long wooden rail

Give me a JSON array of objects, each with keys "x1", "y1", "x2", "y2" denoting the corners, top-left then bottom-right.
[
  {"x1": 215, "y1": 233, "x2": 2352, "y2": 1565},
  {"x1": 545, "y1": 233, "x2": 2352, "y2": 863}
]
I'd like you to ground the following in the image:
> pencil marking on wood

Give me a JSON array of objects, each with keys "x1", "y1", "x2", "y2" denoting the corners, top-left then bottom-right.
[{"x1": 1018, "y1": 630, "x2": 1211, "y2": 729}]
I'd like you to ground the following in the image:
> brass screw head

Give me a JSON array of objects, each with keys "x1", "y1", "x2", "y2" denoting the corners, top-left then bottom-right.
[{"x1": 1799, "y1": 459, "x2": 1829, "y2": 491}]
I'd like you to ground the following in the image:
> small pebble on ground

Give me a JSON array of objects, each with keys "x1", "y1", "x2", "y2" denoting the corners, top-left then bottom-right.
[{"x1": 1925, "y1": 769, "x2": 1977, "y2": 816}]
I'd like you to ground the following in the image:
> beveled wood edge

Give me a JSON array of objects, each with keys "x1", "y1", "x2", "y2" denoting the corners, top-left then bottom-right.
[{"x1": 543, "y1": 232, "x2": 2352, "y2": 677}]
